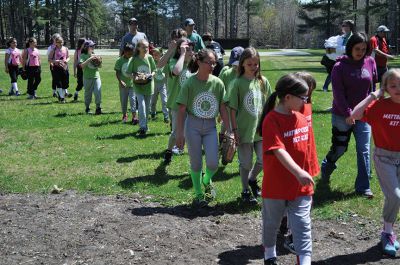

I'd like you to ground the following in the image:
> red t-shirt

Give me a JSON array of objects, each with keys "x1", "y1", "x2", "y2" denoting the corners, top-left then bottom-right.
[
  {"x1": 300, "y1": 104, "x2": 320, "y2": 177},
  {"x1": 370, "y1": 36, "x2": 389, "y2": 67},
  {"x1": 261, "y1": 110, "x2": 315, "y2": 200},
  {"x1": 362, "y1": 98, "x2": 400, "y2": 151}
]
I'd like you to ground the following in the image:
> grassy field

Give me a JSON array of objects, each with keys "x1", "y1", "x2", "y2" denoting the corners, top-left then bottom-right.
[{"x1": 1, "y1": 51, "x2": 399, "y2": 220}]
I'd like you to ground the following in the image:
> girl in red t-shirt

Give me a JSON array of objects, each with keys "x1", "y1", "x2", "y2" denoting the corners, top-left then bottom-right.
[
  {"x1": 257, "y1": 73, "x2": 317, "y2": 265},
  {"x1": 350, "y1": 68, "x2": 400, "y2": 257}
]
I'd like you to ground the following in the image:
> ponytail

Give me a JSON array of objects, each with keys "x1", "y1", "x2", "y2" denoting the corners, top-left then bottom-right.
[{"x1": 257, "y1": 91, "x2": 278, "y2": 136}]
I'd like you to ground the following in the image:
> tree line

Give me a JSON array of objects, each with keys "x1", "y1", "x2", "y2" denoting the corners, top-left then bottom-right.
[{"x1": 0, "y1": 0, "x2": 398, "y2": 51}]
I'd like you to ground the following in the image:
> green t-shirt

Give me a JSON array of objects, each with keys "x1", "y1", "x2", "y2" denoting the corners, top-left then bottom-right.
[
  {"x1": 80, "y1": 53, "x2": 100, "y2": 79},
  {"x1": 114, "y1": 56, "x2": 133, "y2": 88},
  {"x1": 154, "y1": 67, "x2": 166, "y2": 86},
  {"x1": 188, "y1": 32, "x2": 205, "y2": 52},
  {"x1": 225, "y1": 76, "x2": 272, "y2": 143},
  {"x1": 165, "y1": 58, "x2": 194, "y2": 111},
  {"x1": 218, "y1": 66, "x2": 237, "y2": 95},
  {"x1": 127, "y1": 54, "x2": 156, "y2": 95},
  {"x1": 177, "y1": 74, "x2": 225, "y2": 119}
]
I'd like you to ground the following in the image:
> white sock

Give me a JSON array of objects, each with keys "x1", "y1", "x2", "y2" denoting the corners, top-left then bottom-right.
[
  {"x1": 65, "y1": 89, "x2": 69, "y2": 94},
  {"x1": 264, "y1": 246, "x2": 276, "y2": 260},
  {"x1": 384, "y1": 222, "x2": 394, "y2": 234},
  {"x1": 299, "y1": 255, "x2": 311, "y2": 265},
  {"x1": 57, "y1": 88, "x2": 64, "y2": 98},
  {"x1": 12, "y1": 82, "x2": 18, "y2": 91}
]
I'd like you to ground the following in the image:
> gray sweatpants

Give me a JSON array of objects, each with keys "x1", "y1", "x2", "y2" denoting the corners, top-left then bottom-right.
[
  {"x1": 119, "y1": 85, "x2": 136, "y2": 114},
  {"x1": 151, "y1": 82, "x2": 168, "y2": 119},
  {"x1": 237, "y1": 141, "x2": 263, "y2": 190},
  {"x1": 84, "y1": 78, "x2": 101, "y2": 108},
  {"x1": 374, "y1": 147, "x2": 400, "y2": 223},
  {"x1": 136, "y1": 93, "x2": 151, "y2": 130},
  {"x1": 168, "y1": 109, "x2": 178, "y2": 150},
  {"x1": 262, "y1": 196, "x2": 312, "y2": 257},
  {"x1": 184, "y1": 114, "x2": 219, "y2": 172}
]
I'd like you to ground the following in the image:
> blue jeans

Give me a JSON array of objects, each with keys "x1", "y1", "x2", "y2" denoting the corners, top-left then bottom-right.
[
  {"x1": 136, "y1": 93, "x2": 151, "y2": 131},
  {"x1": 322, "y1": 74, "x2": 331, "y2": 91},
  {"x1": 321, "y1": 113, "x2": 372, "y2": 193}
]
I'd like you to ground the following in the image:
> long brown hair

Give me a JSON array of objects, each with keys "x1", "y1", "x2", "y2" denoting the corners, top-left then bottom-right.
[{"x1": 238, "y1": 47, "x2": 265, "y2": 95}]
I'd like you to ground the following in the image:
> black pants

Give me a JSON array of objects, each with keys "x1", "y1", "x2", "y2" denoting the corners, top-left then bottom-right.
[
  {"x1": 377, "y1": 66, "x2": 388, "y2": 83},
  {"x1": 8, "y1": 64, "x2": 19, "y2": 83},
  {"x1": 53, "y1": 66, "x2": 69, "y2": 89},
  {"x1": 76, "y1": 67, "x2": 83, "y2": 91},
  {"x1": 27, "y1": 66, "x2": 41, "y2": 96}
]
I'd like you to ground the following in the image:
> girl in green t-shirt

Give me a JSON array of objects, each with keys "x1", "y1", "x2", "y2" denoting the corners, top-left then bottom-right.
[
  {"x1": 127, "y1": 39, "x2": 156, "y2": 136},
  {"x1": 226, "y1": 47, "x2": 272, "y2": 204},
  {"x1": 176, "y1": 49, "x2": 230, "y2": 207},
  {"x1": 115, "y1": 43, "x2": 137, "y2": 124},
  {"x1": 79, "y1": 40, "x2": 102, "y2": 114},
  {"x1": 150, "y1": 48, "x2": 169, "y2": 122}
]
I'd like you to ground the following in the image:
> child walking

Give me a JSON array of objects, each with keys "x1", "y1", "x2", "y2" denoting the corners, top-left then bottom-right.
[
  {"x1": 73, "y1": 38, "x2": 86, "y2": 101},
  {"x1": 115, "y1": 43, "x2": 137, "y2": 123},
  {"x1": 225, "y1": 47, "x2": 272, "y2": 204},
  {"x1": 48, "y1": 36, "x2": 70, "y2": 103},
  {"x1": 150, "y1": 48, "x2": 169, "y2": 123},
  {"x1": 4, "y1": 38, "x2": 22, "y2": 96},
  {"x1": 127, "y1": 39, "x2": 156, "y2": 136},
  {"x1": 258, "y1": 74, "x2": 317, "y2": 265},
  {"x1": 161, "y1": 38, "x2": 195, "y2": 164},
  {"x1": 350, "y1": 69, "x2": 400, "y2": 257},
  {"x1": 176, "y1": 49, "x2": 230, "y2": 207},
  {"x1": 79, "y1": 40, "x2": 102, "y2": 114},
  {"x1": 23, "y1": 37, "x2": 41, "y2": 99}
]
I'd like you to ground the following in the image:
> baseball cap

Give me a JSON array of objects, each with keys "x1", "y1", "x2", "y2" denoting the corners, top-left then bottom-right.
[
  {"x1": 377, "y1": 25, "x2": 390, "y2": 32},
  {"x1": 229, "y1": 46, "x2": 244, "y2": 66},
  {"x1": 84, "y1": 40, "x2": 95, "y2": 47},
  {"x1": 185, "y1": 18, "x2": 195, "y2": 26},
  {"x1": 129, "y1": 18, "x2": 138, "y2": 24}
]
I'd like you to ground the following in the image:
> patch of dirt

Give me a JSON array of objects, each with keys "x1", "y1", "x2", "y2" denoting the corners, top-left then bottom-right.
[{"x1": 0, "y1": 191, "x2": 399, "y2": 265}]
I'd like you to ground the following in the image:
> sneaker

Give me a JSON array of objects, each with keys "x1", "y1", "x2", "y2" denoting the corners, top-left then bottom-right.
[
  {"x1": 9, "y1": 90, "x2": 15, "y2": 96},
  {"x1": 73, "y1": 94, "x2": 78, "y2": 101},
  {"x1": 164, "y1": 149, "x2": 172, "y2": 164},
  {"x1": 264, "y1": 257, "x2": 278, "y2": 265},
  {"x1": 95, "y1": 108, "x2": 102, "y2": 115},
  {"x1": 164, "y1": 117, "x2": 170, "y2": 123},
  {"x1": 15, "y1": 91, "x2": 20, "y2": 96},
  {"x1": 0, "y1": 89, "x2": 3, "y2": 93},
  {"x1": 192, "y1": 195, "x2": 208, "y2": 208},
  {"x1": 65, "y1": 92, "x2": 73, "y2": 98},
  {"x1": 27, "y1": 94, "x2": 35, "y2": 100},
  {"x1": 132, "y1": 117, "x2": 139, "y2": 125},
  {"x1": 59, "y1": 98, "x2": 66, "y2": 103},
  {"x1": 122, "y1": 114, "x2": 128, "y2": 123},
  {"x1": 85, "y1": 107, "x2": 90, "y2": 114},
  {"x1": 151, "y1": 112, "x2": 156, "y2": 119},
  {"x1": 138, "y1": 128, "x2": 146, "y2": 136},
  {"x1": 241, "y1": 190, "x2": 257, "y2": 204},
  {"x1": 33, "y1": 93, "x2": 38, "y2": 99},
  {"x1": 53, "y1": 92, "x2": 57, "y2": 98},
  {"x1": 204, "y1": 183, "x2": 216, "y2": 202},
  {"x1": 283, "y1": 233, "x2": 296, "y2": 254},
  {"x1": 248, "y1": 179, "x2": 261, "y2": 198},
  {"x1": 356, "y1": 190, "x2": 374, "y2": 199},
  {"x1": 172, "y1": 145, "x2": 184, "y2": 155},
  {"x1": 381, "y1": 232, "x2": 397, "y2": 257}
]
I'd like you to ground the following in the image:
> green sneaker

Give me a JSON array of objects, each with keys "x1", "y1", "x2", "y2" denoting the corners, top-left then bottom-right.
[{"x1": 192, "y1": 195, "x2": 208, "y2": 208}]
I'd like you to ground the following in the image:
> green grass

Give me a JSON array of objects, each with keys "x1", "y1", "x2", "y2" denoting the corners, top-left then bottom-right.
[{"x1": 1, "y1": 52, "x2": 400, "y2": 220}]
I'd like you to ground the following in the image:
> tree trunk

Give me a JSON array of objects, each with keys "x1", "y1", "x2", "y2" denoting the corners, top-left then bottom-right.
[
  {"x1": 326, "y1": 0, "x2": 331, "y2": 38},
  {"x1": 387, "y1": 0, "x2": 397, "y2": 50},
  {"x1": 214, "y1": 0, "x2": 219, "y2": 37},
  {"x1": 365, "y1": 0, "x2": 369, "y2": 34}
]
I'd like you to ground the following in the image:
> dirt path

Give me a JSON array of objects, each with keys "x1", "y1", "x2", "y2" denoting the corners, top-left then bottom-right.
[{"x1": 0, "y1": 191, "x2": 398, "y2": 265}]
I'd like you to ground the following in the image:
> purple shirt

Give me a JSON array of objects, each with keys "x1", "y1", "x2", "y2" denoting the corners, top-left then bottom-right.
[{"x1": 331, "y1": 55, "x2": 378, "y2": 117}]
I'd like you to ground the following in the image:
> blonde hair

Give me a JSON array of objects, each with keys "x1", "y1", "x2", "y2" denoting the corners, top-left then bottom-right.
[
  {"x1": 381, "y1": 68, "x2": 400, "y2": 91},
  {"x1": 134, "y1": 39, "x2": 149, "y2": 57}
]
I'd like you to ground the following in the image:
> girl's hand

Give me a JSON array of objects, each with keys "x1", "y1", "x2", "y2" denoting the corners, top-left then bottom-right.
[
  {"x1": 296, "y1": 170, "x2": 314, "y2": 186},
  {"x1": 233, "y1": 130, "x2": 240, "y2": 145},
  {"x1": 180, "y1": 42, "x2": 188, "y2": 55},
  {"x1": 345, "y1": 116, "x2": 355, "y2": 125},
  {"x1": 120, "y1": 80, "x2": 126, "y2": 88},
  {"x1": 168, "y1": 40, "x2": 177, "y2": 51},
  {"x1": 372, "y1": 89, "x2": 384, "y2": 99},
  {"x1": 176, "y1": 134, "x2": 185, "y2": 150}
]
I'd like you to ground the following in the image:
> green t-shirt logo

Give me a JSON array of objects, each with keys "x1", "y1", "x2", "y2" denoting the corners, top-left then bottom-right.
[
  {"x1": 244, "y1": 90, "x2": 262, "y2": 117},
  {"x1": 137, "y1": 65, "x2": 150, "y2": 74},
  {"x1": 193, "y1": 91, "x2": 218, "y2": 119}
]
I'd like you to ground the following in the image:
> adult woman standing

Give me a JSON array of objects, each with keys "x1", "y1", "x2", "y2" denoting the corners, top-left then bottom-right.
[
  {"x1": 176, "y1": 49, "x2": 229, "y2": 207},
  {"x1": 320, "y1": 32, "x2": 378, "y2": 198}
]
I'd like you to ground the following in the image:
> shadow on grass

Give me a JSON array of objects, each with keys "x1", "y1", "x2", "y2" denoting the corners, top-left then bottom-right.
[
  {"x1": 97, "y1": 131, "x2": 169, "y2": 140},
  {"x1": 54, "y1": 111, "x2": 119, "y2": 118},
  {"x1": 89, "y1": 120, "x2": 122, "y2": 127},
  {"x1": 27, "y1": 101, "x2": 55, "y2": 106},
  {"x1": 313, "y1": 244, "x2": 400, "y2": 265},
  {"x1": 312, "y1": 109, "x2": 332, "y2": 114},
  {"x1": 118, "y1": 161, "x2": 186, "y2": 187},
  {"x1": 313, "y1": 179, "x2": 358, "y2": 208},
  {"x1": 117, "y1": 151, "x2": 165, "y2": 163}
]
